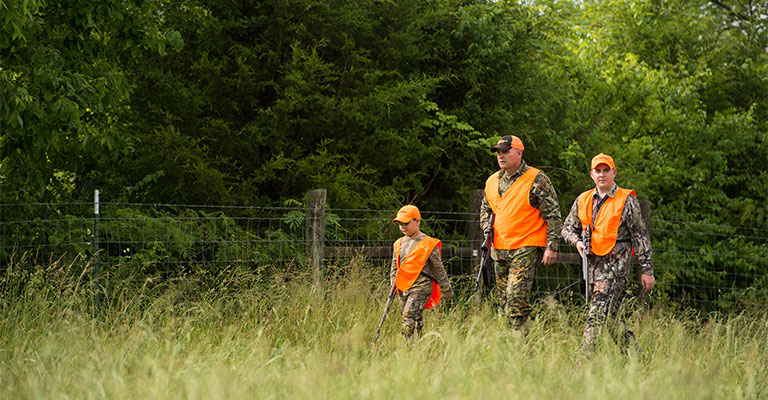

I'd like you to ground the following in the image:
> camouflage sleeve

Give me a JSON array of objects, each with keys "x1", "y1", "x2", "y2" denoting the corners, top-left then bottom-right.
[
  {"x1": 560, "y1": 198, "x2": 582, "y2": 246},
  {"x1": 427, "y1": 247, "x2": 453, "y2": 298},
  {"x1": 530, "y1": 173, "x2": 563, "y2": 251},
  {"x1": 624, "y1": 195, "x2": 654, "y2": 275},
  {"x1": 480, "y1": 194, "x2": 493, "y2": 233}
]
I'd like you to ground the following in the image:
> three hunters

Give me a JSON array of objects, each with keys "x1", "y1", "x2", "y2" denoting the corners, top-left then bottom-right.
[{"x1": 386, "y1": 135, "x2": 655, "y2": 358}]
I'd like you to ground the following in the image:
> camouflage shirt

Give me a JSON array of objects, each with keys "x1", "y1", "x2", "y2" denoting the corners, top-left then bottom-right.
[
  {"x1": 390, "y1": 233, "x2": 453, "y2": 298},
  {"x1": 561, "y1": 183, "x2": 654, "y2": 278},
  {"x1": 480, "y1": 161, "x2": 563, "y2": 259}
]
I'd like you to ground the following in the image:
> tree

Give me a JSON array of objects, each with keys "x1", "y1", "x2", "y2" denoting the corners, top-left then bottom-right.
[
  {"x1": 118, "y1": 0, "x2": 560, "y2": 211},
  {"x1": 0, "y1": 0, "x2": 182, "y2": 202}
]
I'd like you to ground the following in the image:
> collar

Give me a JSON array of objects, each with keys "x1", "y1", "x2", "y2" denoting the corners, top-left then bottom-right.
[
  {"x1": 499, "y1": 160, "x2": 529, "y2": 180},
  {"x1": 592, "y1": 183, "x2": 619, "y2": 199}
]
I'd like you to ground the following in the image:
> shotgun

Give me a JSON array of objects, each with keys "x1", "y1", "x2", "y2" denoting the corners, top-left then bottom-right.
[
  {"x1": 373, "y1": 278, "x2": 397, "y2": 344},
  {"x1": 474, "y1": 213, "x2": 495, "y2": 292},
  {"x1": 582, "y1": 225, "x2": 592, "y2": 305}
]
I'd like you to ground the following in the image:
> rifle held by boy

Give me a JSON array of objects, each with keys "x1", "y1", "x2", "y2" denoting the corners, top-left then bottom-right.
[{"x1": 373, "y1": 278, "x2": 397, "y2": 344}]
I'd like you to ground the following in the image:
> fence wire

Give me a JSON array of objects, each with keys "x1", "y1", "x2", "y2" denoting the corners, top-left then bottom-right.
[{"x1": 0, "y1": 201, "x2": 766, "y2": 312}]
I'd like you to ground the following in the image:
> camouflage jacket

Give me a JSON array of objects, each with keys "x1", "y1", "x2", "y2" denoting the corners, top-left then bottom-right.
[
  {"x1": 390, "y1": 233, "x2": 453, "y2": 298},
  {"x1": 480, "y1": 161, "x2": 563, "y2": 259},
  {"x1": 561, "y1": 183, "x2": 654, "y2": 280}
]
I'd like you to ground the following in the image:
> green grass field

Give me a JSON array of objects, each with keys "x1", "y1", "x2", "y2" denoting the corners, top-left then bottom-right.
[{"x1": 1, "y1": 259, "x2": 766, "y2": 399}]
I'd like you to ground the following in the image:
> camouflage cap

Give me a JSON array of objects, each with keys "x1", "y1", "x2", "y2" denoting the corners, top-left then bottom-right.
[{"x1": 490, "y1": 135, "x2": 525, "y2": 152}]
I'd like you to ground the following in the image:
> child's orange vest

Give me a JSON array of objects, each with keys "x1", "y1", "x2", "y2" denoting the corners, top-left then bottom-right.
[{"x1": 393, "y1": 236, "x2": 442, "y2": 309}]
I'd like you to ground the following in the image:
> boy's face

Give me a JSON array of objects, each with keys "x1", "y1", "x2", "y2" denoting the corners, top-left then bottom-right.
[{"x1": 398, "y1": 218, "x2": 420, "y2": 237}]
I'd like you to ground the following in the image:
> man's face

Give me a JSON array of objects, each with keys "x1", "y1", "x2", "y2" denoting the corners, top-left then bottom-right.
[
  {"x1": 497, "y1": 148, "x2": 522, "y2": 172},
  {"x1": 398, "y1": 219, "x2": 420, "y2": 237},
  {"x1": 590, "y1": 164, "x2": 617, "y2": 192}
]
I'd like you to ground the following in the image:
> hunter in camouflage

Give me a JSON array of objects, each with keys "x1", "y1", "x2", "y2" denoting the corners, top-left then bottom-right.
[
  {"x1": 480, "y1": 135, "x2": 562, "y2": 332},
  {"x1": 561, "y1": 153, "x2": 655, "y2": 356}
]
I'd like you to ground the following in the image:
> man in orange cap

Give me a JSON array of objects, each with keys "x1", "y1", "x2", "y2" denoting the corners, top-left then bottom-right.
[
  {"x1": 390, "y1": 205, "x2": 454, "y2": 340},
  {"x1": 561, "y1": 153, "x2": 655, "y2": 357},
  {"x1": 480, "y1": 135, "x2": 563, "y2": 332}
]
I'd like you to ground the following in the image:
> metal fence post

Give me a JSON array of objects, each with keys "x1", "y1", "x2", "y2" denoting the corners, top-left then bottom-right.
[
  {"x1": 93, "y1": 190, "x2": 101, "y2": 318},
  {"x1": 306, "y1": 189, "x2": 326, "y2": 285}
]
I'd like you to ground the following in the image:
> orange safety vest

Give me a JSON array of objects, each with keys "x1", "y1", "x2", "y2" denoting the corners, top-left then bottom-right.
[
  {"x1": 393, "y1": 236, "x2": 442, "y2": 309},
  {"x1": 484, "y1": 168, "x2": 547, "y2": 250},
  {"x1": 577, "y1": 187, "x2": 635, "y2": 256}
]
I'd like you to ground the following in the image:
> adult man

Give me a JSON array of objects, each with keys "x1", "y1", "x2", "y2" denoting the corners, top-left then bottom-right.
[
  {"x1": 561, "y1": 153, "x2": 655, "y2": 356},
  {"x1": 480, "y1": 135, "x2": 562, "y2": 332},
  {"x1": 390, "y1": 205, "x2": 454, "y2": 340}
]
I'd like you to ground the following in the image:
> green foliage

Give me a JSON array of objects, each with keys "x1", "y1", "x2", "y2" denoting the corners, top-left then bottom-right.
[
  {"x1": 109, "y1": 0, "x2": 561, "y2": 211},
  {"x1": 2, "y1": 0, "x2": 768, "y2": 310},
  {"x1": 548, "y1": 0, "x2": 768, "y2": 309},
  {"x1": 0, "y1": 0, "x2": 182, "y2": 202},
  {"x1": 95, "y1": 207, "x2": 311, "y2": 282}
]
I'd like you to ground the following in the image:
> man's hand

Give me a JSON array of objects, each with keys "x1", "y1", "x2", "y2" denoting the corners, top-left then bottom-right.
[
  {"x1": 575, "y1": 240, "x2": 586, "y2": 257},
  {"x1": 641, "y1": 273, "x2": 655, "y2": 293},
  {"x1": 443, "y1": 291, "x2": 454, "y2": 302},
  {"x1": 542, "y1": 249, "x2": 557, "y2": 265}
]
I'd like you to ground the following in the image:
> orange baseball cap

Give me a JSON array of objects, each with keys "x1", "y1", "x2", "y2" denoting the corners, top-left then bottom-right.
[
  {"x1": 490, "y1": 135, "x2": 524, "y2": 152},
  {"x1": 392, "y1": 205, "x2": 421, "y2": 223},
  {"x1": 591, "y1": 153, "x2": 615, "y2": 170}
]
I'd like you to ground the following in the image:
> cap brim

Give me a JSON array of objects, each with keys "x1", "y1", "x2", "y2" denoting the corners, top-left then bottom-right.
[
  {"x1": 490, "y1": 145, "x2": 511, "y2": 152},
  {"x1": 392, "y1": 217, "x2": 411, "y2": 223},
  {"x1": 591, "y1": 162, "x2": 613, "y2": 169}
]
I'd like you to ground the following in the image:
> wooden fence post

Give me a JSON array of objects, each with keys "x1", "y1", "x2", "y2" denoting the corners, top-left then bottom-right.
[{"x1": 306, "y1": 189, "x2": 326, "y2": 285}]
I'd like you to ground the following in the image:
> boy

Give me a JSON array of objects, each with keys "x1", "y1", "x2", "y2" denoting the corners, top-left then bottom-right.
[{"x1": 390, "y1": 205, "x2": 454, "y2": 339}]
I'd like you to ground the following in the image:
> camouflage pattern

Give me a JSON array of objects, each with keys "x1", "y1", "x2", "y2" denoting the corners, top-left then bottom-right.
[
  {"x1": 560, "y1": 183, "x2": 654, "y2": 277},
  {"x1": 398, "y1": 291, "x2": 430, "y2": 338},
  {"x1": 492, "y1": 246, "x2": 543, "y2": 329},
  {"x1": 480, "y1": 161, "x2": 563, "y2": 252},
  {"x1": 560, "y1": 183, "x2": 654, "y2": 354},
  {"x1": 581, "y1": 276, "x2": 634, "y2": 355},
  {"x1": 390, "y1": 233, "x2": 453, "y2": 338}
]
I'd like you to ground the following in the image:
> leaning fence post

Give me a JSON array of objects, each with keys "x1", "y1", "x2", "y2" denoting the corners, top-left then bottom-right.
[
  {"x1": 306, "y1": 189, "x2": 326, "y2": 285},
  {"x1": 93, "y1": 189, "x2": 101, "y2": 318}
]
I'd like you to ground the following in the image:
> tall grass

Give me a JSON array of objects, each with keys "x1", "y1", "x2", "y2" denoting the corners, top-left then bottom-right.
[{"x1": 1, "y1": 257, "x2": 766, "y2": 399}]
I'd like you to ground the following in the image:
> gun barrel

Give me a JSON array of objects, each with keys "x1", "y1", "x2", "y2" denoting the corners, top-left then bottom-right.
[
  {"x1": 581, "y1": 254, "x2": 589, "y2": 305},
  {"x1": 582, "y1": 225, "x2": 592, "y2": 305},
  {"x1": 373, "y1": 282, "x2": 397, "y2": 343},
  {"x1": 474, "y1": 213, "x2": 495, "y2": 292}
]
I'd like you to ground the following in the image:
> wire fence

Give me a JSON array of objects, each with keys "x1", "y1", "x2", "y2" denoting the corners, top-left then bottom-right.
[{"x1": 0, "y1": 197, "x2": 766, "y2": 313}]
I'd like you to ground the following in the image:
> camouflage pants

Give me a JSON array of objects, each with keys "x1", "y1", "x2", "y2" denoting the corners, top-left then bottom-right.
[
  {"x1": 399, "y1": 291, "x2": 430, "y2": 339},
  {"x1": 582, "y1": 276, "x2": 634, "y2": 355},
  {"x1": 493, "y1": 247, "x2": 542, "y2": 330}
]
